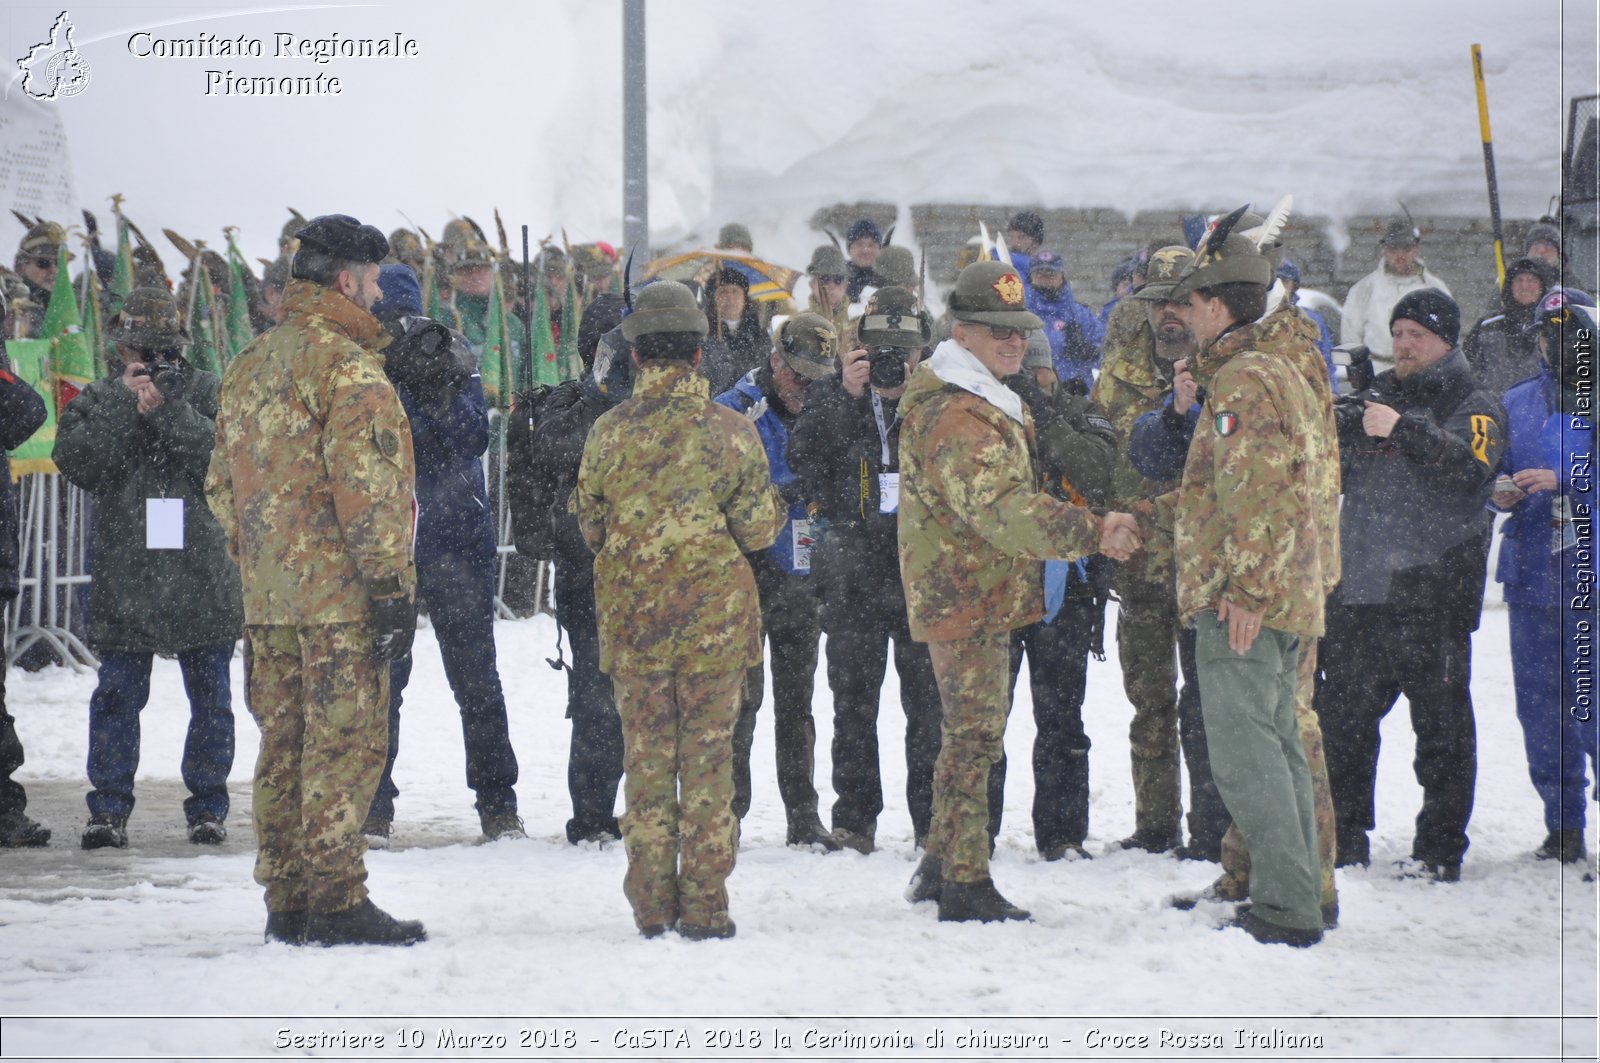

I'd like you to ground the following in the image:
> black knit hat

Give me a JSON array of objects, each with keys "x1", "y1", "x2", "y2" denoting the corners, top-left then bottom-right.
[
  {"x1": 1389, "y1": 287, "x2": 1459, "y2": 346},
  {"x1": 1006, "y1": 210, "x2": 1045, "y2": 244}
]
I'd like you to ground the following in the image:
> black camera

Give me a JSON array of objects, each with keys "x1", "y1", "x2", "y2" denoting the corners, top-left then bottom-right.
[
  {"x1": 131, "y1": 350, "x2": 187, "y2": 403},
  {"x1": 385, "y1": 315, "x2": 471, "y2": 395},
  {"x1": 868, "y1": 345, "x2": 908, "y2": 389}
]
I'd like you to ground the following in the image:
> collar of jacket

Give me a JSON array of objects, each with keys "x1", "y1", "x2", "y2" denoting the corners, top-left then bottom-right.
[
  {"x1": 1191, "y1": 317, "x2": 1261, "y2": 388},
  {"x1": 925, "y1": 337, "x2": 1025, "y2": 424},
  {"x1": 281, "y1": 280, "x2": 391, "y2": 353},
  {"x1": 633, "y1": 359, "x2": 709, "y2": 399}
]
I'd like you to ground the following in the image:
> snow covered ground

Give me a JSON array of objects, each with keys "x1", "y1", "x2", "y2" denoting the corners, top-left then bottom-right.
[{"x1": 0, "y1": 597, "x2": 1594, "y2": 1060}]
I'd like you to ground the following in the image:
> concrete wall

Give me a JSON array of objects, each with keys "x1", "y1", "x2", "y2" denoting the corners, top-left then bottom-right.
[{"x1": 816, "y1": 204, "x2": 1554, "y2": 336}]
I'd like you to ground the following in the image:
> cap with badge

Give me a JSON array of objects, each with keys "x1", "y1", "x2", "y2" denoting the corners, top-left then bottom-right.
[
  {"x1": 858, "y1": 287, "x2": 932, "y2": 349},
  {"x1": 807, "y1": 245, "x2": 847, "y2": 279},
  {"x1": 621, "y1": 281, "x2": 708, "y2": 342},
  {"x1": 947, "y1": 261, "x2": 1043, "y2": 330},
  {"x1": 114, "y1": 286, "x2": 187, "y2": 350},
  {"x1": 293, "y1": 214, "x2": 390, "y2": 265},
  {"x1": 1131, "y1": 245, "x2": 1197, "y2": 302},
  {"x1": 776, "y1": 312, "x2": 840, "y2": 380}
]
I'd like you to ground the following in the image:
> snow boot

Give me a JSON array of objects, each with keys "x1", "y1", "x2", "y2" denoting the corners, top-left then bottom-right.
[
  {"x1": 937, "y1": 877, "x2": 1032, "y2": 923},
  {"x1": 264, "y1": 911, "x2": 307, "y2": 945},
  {"x1": 304, "y1": 899, "x2": 426, "y2": 947},
  {"x1": 829, "y1": 827, "x2": 875, "y2": 855},
  {"x1": 187, "y1": 815, "x2": 226, "y2": 846},
  {"x1": 1224, "y1": 907, "x2": 1322, "y2": 948},
  {"x1": 906, "y1": 853, "x2": 943, "y2": 904},
  {"x1": 677, "y1": 920, "x2": 736, "y2": 941},
  {"x1": 80, "y1": 813, "x2": 127, "y2": 850},
  {"x1": 480, "y1": 811, "x2": 526, "y2": 841},
  {"x1": 1536, "y1": 828, "x2": 1588, "y2": 864},
  {"x1": 1115, "y1": 827, "x2": 1179, "y2": 854},
  {"x1": 0, "y1": 810, "x2": 50, "y2": 847},
  {"x1": 786, "y1": 814, "x2": 840, "y2": 851}
]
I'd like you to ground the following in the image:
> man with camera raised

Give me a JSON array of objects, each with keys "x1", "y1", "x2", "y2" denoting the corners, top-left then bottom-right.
[
  {"x1": 54, "y1": 287, "x2": 244, "y2": 851},
  {"x1": 788, "y1": 287, "x2": 945, "y2": 854}
]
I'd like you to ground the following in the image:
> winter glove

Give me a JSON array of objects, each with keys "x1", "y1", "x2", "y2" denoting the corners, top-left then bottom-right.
[
  {"x1": 370, "y1": 593, "x2": 417, "y2": 663},
  {"x1": 1002, "y1": 372, "x2": 1061, "y2": 430},
  {"x1": 1058, "y1": 394, "x2": 1117, "y2": 446}
]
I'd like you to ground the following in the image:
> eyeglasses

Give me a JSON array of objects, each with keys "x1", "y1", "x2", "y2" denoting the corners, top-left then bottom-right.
[
  {"x1": 816, "y1": 275, "x2": 846, "y2": 286},
  {"x1": 982, "y1": 325, "x2": 1032, "y2": 342},
  {"x1": 30, "y1": 258, "x2": 57, "y2": 271}
]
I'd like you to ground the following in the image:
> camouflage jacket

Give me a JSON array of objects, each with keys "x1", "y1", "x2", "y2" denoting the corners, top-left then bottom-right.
[
  {"x1": 205, "y1": 280, "x2": 416, "y2": 625},
  {"x1": 576, "y1": 360, "x2": 785, "y2": 674},
  {"x1": 1091, "y1": 299, "x2": 1180, "y2": 586},
  {"x1": 1150, "y1": 306, "x2": 1339, "y2": 637},
  {"x1": 897, "y1": 349, "x2": 1105, "y2": 643}
]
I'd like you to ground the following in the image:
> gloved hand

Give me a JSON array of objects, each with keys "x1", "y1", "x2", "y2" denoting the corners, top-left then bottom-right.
[
  {"x1": 1003, "y1": 372, "x2": 1060, "y2": 428},
  {"x1": 371, "y1": 594, "x2": 416, "y2": 663}
]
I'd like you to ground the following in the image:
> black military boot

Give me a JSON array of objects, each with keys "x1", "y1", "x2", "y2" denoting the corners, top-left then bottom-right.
[
  {"x1": 937, "y1": 877, "x2": 1032, "y2": 923},
  {"x1": 304, "y1": 899, "x2": 427, "y2": 947},
  {"x1": 677, "y1": 920, "x2": 736, "y2": 941},
  {"x1": 80, "y1": 813, "x2": 127, "y2": 850},
  {"x1": 1115, "y1": 827, "x2": 1179, "y2": 854},
  {"x1": 785, "y1": 814, "x2": 840, "y2": 852},
  {"x1": 263, "y1": 910, "x2": 307, "y2": 945},
  {"x1": 1536, "y1": 828, "x2": 1588, "y2": 864},
  {"x1": 0, "y1": 810, "x2": 50, "y2": 847},
  {"x1": 906, "y1": 853, "x2": 943, "y2": 904}
]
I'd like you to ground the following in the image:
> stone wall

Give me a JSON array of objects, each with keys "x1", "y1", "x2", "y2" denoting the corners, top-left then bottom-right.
[{"x1": 815, "y1": 203, "x2": 1555, "y2": 334}]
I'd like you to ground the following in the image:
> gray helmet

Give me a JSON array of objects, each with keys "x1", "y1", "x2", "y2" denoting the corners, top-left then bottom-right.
[
  {"x1": 776, "y1": 312, "x2": 840, "y2": 380},
  {"x1": 857, "y1": 287, "x2": 932, "y2": 349},
  {"x1": 947, "y1": 261, "x2": 1043, "y2": 330},
  {"x1": 621, "y1": 280, "x2": 708, "y2": 342}
]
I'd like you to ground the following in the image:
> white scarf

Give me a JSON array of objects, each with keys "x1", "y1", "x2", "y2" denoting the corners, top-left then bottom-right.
[{"x1": 925, "y1": 338, "x2": 1025, "y2": 425}]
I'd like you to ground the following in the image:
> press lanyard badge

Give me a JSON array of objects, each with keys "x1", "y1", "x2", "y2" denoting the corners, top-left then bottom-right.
[
  {"x1": 872, "y1": 392, "x2": 899, "y2": 514},
  {"x1": 791, "y1": 519, "x2": 814, "y2": 572},
  {"x1": 146, "y1": 498, "x2": 184, "y2": 549}
]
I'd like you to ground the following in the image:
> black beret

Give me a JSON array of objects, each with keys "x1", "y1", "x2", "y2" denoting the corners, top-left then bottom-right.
[{"x1": 294, "y1": 214, "x2": 389, "y2": 265}]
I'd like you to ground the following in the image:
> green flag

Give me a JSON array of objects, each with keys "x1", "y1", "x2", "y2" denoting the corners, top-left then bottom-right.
[
  {"x1": 6, "y1": 338, "x2": 58, "y2": 476},
  {"x1": 109, "y1": 212, "x2": 134, "y2": 317},
  {"x1": 557, "y1": 270, "x2": 581, "y2": 382},
  {"x1": 185, "y1": 262, "x2": 221, "y2": 374},
  {"x1": 480, "y1": 269, "x2": 512, "y2": 409},
  {"x1": 78, "y1": 263, "x2": 110, "y2": 379},
  {"x1": 529, "y1": 271, "x2": 559, "y2": 387},
  {"x1": 224, "y1": 235, "x2": 253, "y2": 361},
  {"x1": 43, "y1": 246, "x2": 93, "y2": 415}
]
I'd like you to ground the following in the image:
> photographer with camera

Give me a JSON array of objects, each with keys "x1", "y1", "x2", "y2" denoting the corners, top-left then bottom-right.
[
  {"x1": 358, "y1": 265, "x2": 522, "y2": 844},
  {"x1": 998, "y1": 330, "x2": 1118, "y2": 861},
  {"x1": 1319, "y1": 288, "x2": 1506, "y2": 883},
  {"x1": 788, "y1": 287, "x2": 947, "y2": 854},
  {"x1": 53, "y1": 287, "x2": 244, "y2": 851}
]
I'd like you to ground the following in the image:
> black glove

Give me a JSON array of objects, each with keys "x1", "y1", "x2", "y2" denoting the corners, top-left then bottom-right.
[
  {"x1": 1003, "y1": 372, "x2": 1061, "y2": 429},
  {"x1": 371, "y1": 594, "x2": 416, "y2": 662},
  {"x1": 1344, "y1": 345, "x2": 1375, "y2": 393}
]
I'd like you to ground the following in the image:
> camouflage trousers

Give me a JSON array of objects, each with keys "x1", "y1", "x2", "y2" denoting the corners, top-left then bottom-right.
[
  {"x1": 615, "y1": 668, "x2": 743, "y2": 932},
  {"x1": 1116, "y1": 579, "x2": 1226, "y2": 842},
  {"x1": 1216, "y1": 638, "x2": 1338, "y2": 908},
  {"x1": 926, "y1": 631, "x2": 1012, "y2": 884},
  {"x1": 244, "y1": 623, "x2": 388, "y2": 915}
]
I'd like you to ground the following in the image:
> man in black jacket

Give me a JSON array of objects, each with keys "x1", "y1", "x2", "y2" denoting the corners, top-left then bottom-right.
[
  {"x1": 1318, "y1": 289, "x2": 1507, "y2": 882},
  {"x1": 788, "y1": 288, "x2": 944, "y2": 853},
  {"x1": 512, "y1": 295, "x2": 628, "y2": 844},
  {"x1": 0, "y1": 300, "x2": 50, "y2": 848}
]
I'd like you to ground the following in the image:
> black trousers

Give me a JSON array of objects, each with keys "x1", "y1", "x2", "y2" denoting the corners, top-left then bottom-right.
[
  {"x1": 555, "y1": 558, "x2": 623, "y2": 839},
  {"x1": 369, "y1": 548, "x2": 521, "y2": 821},
  {"x1": 0, "y1": 610, "x2": 26, "y2": 816},
  {"x1": 732, "y1": 570, "x2": 822, "y2": 824},
  {"x1": 1317, "y1": 603, "x2": 1478, "y2": 864},
  {"x1": 826, "y1": 604, "x2": 943, "y2": 841},
  {"x1": 1176, "y1": 626, "x2": 1231, "y2": 851},
  {"x1": 1004, "y1": 601, "x2": 1098, "y2": 851}
]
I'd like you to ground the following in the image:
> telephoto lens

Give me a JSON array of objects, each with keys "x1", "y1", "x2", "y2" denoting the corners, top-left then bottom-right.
[{"x1": 868, "y1": 346, "x2": 907, "y2": 389}]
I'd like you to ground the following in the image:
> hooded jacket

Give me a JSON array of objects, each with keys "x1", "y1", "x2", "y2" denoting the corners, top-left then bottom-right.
[
  {"x1": 896, "y1": 339, "x2": 1103, "y2": 642},
  {"x1": 1340, "y1": 259, "x2": 1452, "y2": 370},
  {"x1": 1464, "y1": 256, "x2": 1557, "y2": 401}
]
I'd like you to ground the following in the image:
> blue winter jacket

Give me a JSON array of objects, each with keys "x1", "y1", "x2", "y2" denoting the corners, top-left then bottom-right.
[
  {"x1": 1129, "y1": 393, "x2": 1200, "y2": 484},
  {"x1": 394, "y1": 372, "x2": 495, "y2": 567},
  {"x1": 1025, "y1": 283, "x2": 1105, "y2": 391},
  {"x1": 715, "y1": 371, "x2": 811, "y2": 575}
]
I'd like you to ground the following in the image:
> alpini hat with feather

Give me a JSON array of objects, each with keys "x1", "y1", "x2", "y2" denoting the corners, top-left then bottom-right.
[
  {"x1": 948, "y1": 261, "x2": 1043, "y2": 330},
  {"x1": 621, "y1": 281, "x2": 708, "y2": 342},
  {"x1": 1169, "y1": 200, "x2": 1290, "y2": 302}
]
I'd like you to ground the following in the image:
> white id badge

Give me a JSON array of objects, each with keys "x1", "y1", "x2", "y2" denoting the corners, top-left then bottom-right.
[
  {"x1": 791, "y1": 519, "x2": 814, "y2": 573},
  {"x1": 146, "y1": 498, "x2": 184, "y2": 549},
  {"x1": 878, "y1": 472, "x2": 900, "y2": 514}
]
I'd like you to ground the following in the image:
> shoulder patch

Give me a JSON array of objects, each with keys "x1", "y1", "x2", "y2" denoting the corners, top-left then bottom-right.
[
  {"x1": 375, "y1": 424, "x2": 400, "y2": 458},
  {"x1": 1214, "y1": 411, "x2": 1239, "y2": 436}
]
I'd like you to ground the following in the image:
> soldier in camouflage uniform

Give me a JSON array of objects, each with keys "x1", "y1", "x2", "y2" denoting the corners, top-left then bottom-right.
[
  {"x1": 1091, "y1": 245, "x2": 1229, "y2": 857},
  {"x1": 1142, "y1": 226, "x2": 1339, "y2": 948},
  {"x1": 899, "y1": 261, "x2": 1140, "y2": 923},
  {"x1": 576, "y1": 281, "x2": 785, "y2": 941},
  {"x1": 206, "y1": 215, "x2": 425, "y2": 948}
]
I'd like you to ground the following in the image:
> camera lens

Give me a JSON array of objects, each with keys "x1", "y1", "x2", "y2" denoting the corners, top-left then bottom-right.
[{"x1": 868, "y1": 346, "x2": 907, "y2": 389}]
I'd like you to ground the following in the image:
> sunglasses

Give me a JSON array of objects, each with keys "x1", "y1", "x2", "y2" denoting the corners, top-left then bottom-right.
[
  {"x1": 31, "y1": 258, "x2": 57, "y2": 270},
  {"x1": 983, "y1": 325, "x2": 1031, "y2": 341},
  {"x1": 816, "y1": 275, "x2": 846, "y2": 286}
]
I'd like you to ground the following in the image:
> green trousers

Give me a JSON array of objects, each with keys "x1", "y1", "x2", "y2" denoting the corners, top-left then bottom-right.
[{"x1": 1193, "y1": 611, "x2": 1321, "y2": 932}]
